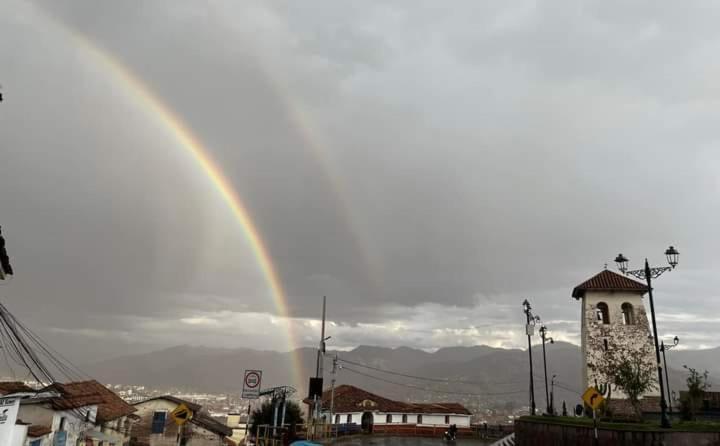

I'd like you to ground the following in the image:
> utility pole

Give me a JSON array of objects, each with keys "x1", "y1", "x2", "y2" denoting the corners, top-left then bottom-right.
[
  {"x1": 313, "y1": 297, "x2": 328, "y2": 428},
  {"x1": 330, "y1": 353, "x2": 338, "y2": 427},
  {"x1": 522, "y1": 299, "x2": 537, "y2": 416}
]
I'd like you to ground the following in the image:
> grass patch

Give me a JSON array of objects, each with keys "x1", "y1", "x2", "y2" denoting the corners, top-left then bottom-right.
[{"x1": 519, "y1": 416, "x2": 720, "y2": 432}]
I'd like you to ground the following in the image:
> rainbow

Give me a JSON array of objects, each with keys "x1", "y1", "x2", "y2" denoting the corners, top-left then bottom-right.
[{"x1": 31, "y1": 5, "x2": 310, "y2": 390}]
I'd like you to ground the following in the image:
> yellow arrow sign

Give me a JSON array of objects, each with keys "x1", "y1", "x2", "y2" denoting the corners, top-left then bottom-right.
[
  {"x1": 170, "y1": 403, "x2": 193, "y2": 425},
  {"x1": 582, "y1": 387, "x2": 605, "y2": 410}
]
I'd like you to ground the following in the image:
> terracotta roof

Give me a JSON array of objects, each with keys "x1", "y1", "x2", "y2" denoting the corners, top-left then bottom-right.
[
  {"x1": 310, "y1": 385, "x2": 471, "y2": 415},
  {"x1": 40, "y1": 381, "x2": 106, "y2": 410},
  {"x1": 41, "y1": 380, "x2": 135, "y2": 421},
  {"x1": 134, "y1": 395, "x2": 202, "y2": 413},
  {"x1": 0, "y1": 381, "x2": 34, "y2": 395},
  {"x1": 193, "y1": 412, "x2": 233, "y2": 437},
  {"x1": 572, "y1": 269, "x2": 648, "y2": 299},
  {"x1": 27, "y1": 425, "x2": 52, "y2": 437}
]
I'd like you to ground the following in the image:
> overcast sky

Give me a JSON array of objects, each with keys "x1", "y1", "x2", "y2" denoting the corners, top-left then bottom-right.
[{"x1": 2, "y1": 0, "x2": 719, "y2": 362}]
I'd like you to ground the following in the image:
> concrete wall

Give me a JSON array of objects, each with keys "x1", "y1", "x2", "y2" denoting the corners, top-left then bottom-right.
[
  {"x1": 516, "y1": 418, "x2": 720, "y2": 446},
  {"x1": 19, "y1": 405, "x2": 96, "y2": 446},
  {"x1": 133, "y1": 399, "x2": 224, "y2": 446},
  {"x1": 582, "y1": 290, "x2": 659, "y2": 399}
]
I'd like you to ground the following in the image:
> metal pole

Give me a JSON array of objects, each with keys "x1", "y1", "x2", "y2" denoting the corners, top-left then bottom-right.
[
  {"x1": 645, "y1": 259, "x2": 671, "y2": 428},
  {"x1": 330, "y1": 354, "x2": 337, "y2": 426},
  {"x1": 524, "y1": 303, "x2": 536, "y2": 416},
  {"x1": 551, "y1": 376, "x2": 555, "y2": 415},
  {"x1": 541, "y1": 330, "x2": 550, "y2": 414},
  {"x1": 272, "y1": 398, "x2": 280, "y2": 437},
  {"x1": 314, "y1": 297, "x2": 327, "y2": 426},
  {"x1": 244, "y1": 402, "x2": 252, "y2": 445},
  {"x1": 661, "y1": 342, "x2": 673, "y2": 414}
]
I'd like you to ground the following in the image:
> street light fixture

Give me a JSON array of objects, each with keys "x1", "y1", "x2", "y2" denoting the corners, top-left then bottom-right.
[
  {"x1": 660, "y1": 336, "x2": 680, "y2": 414},
  {"x1": 614, "y1": 246, "x2": 679, "y2": 428},
  {"x1": 539, "y1": 325, "x2": 554, "y2": 415},
  {"x1": 523, "y1": 299, "x2": 540, "y2": 416}
]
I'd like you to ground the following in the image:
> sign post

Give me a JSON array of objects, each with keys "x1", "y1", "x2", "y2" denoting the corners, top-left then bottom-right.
[
  {"x1": 242, "y1": 370, "x2": 262, "y2": 399},
  {"x1": 0, "y1": 397, "x2": 20, "y2": 446},
  {"x1": 242, "y1": 370, "x2": 262, "y2": 445},
  {"x1": 582, "y1": 387, "x2": 605, "y2": 445}
]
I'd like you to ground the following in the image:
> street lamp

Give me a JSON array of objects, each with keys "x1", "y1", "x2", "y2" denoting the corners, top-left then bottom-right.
[
  {"x1": 660, "y1": 336, "x2": 680, "y2": 414},
  {"x1": 614, "y1": 246, "x2": 679, "y2": 428},
  {"x1": 522, "y1": 299, "x2": 540, "y2": 416},
  {"x1": 539, "y1": 324, "x2": 554, "y2": 415}
]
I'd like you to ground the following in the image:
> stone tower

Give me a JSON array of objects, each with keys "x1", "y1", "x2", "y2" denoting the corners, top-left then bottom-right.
[{"x1": 572, "y1": 269, "x2": 659, "y2": 399}]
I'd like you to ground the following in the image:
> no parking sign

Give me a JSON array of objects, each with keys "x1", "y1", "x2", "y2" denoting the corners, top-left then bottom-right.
[{"x1": 242, "y1": 369, "x2": 262, "y2": 399}]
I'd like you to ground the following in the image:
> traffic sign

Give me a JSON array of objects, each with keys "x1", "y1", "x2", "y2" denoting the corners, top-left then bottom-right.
[
  {"x1": 242, "y1": 369, "x2": 262, "y2": 399},
  {"x1": 582, "y1": 386, "x2": 605, "y2": 410},
  {"x1": 170, "y1": 403, "x2": 193, "y2": 425}
]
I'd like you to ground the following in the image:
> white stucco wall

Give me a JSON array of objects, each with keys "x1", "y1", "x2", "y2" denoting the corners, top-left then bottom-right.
[
  {"x1": 19, "y1": 404, "x2": 97, "y2": 446},
  {"x1": 581, "y1": 290, "x2": 659, "y2": 399},
  {"x1": 134, "y1": 398, "x2": 224, "y2": 446},
  {"x1": 324, "y1": 410, "x2": 470, "y2": 427}
]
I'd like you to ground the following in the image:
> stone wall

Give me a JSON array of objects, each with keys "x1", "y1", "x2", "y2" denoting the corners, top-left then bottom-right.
[{"x1": 515, "y1": 418, "x2": 720, "y2": 446}]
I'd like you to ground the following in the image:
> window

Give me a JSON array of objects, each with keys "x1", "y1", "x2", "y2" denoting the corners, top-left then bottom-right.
[
  {"x1": 346, "y1": 414, "x2": 352, "y2": 424},
  {"x1": 30, "y1": 441, "x2": 41, "y2": 446},
  {"x1": 417, "y1": 415, "x2": 423, "y2": 424},
  {"x1": 402, "y1": 414, "x2": 408, "y2": 423},
  {"x1": 622, "y1": 303, "x2": 635, "y2": 325},
  {"x1": 386, "y1": 414, "x2": 392, "y2": 423},
  {"x1": 603, "y1": 339, "x2": 609, "y2": 351},
  {"x1": 445, "y1": 415, "x2": 450, "y2": 424},
  {"x1": 58, "y1": 417, "x2": 66, "y2": 432},
  {"x1": 335, "y1": 414, "x2": 340, "y2": 424},
  {"x1": 596, "y1": 302, "x2": 610, "y2": 324},
  {"x1": 152, "y1": 411, "x2": 167, "y2": 434}
]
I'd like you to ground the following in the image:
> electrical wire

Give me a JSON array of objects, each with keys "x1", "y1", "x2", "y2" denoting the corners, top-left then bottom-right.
[
  {"x1": 341, "y1": 365, "x2": 528, "y2": 397},
  {"x1": 337, "y1": 357, "x2": 526, "y2": 387}
]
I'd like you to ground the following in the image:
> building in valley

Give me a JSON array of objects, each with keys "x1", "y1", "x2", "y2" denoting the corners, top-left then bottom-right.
[
  {"x1": 132, "y1": 395, "x2": 233, "y2": 446},
  {"x1": 310, "y1": 385, "x2": 471, "y2": 432}
]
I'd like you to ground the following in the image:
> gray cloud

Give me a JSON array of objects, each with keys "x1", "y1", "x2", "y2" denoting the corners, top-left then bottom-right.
[{"x1": 1, "y1": 0, "x2": 719, "y2": 362}]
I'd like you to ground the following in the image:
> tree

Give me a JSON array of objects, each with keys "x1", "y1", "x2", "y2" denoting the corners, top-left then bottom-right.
[
  {"x1": 680, "y1": 365, "x2": 710, "y2": 421},
  {"x1": 250, "y1": 400, "x2": 304, "y2": 435},
  {"x1": 591, "y1": 341, "x2": 657, "y2": 420}
]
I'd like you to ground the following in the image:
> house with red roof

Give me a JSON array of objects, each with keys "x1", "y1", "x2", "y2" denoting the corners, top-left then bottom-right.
[{"x1": 309, "y1": 385, "x2": 471, "y2": 432}]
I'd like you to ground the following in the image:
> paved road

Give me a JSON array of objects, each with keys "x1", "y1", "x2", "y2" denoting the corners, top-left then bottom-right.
[{"x1": 327, "y1": 436, "x2": 493, "y2": 446}]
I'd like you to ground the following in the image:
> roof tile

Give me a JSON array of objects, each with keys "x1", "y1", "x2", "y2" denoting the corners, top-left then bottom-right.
[{"x1": 572, "y1": 269, "x2": 648, "y2": 299}]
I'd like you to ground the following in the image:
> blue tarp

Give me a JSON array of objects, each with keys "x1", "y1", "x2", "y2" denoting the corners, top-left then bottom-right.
[{"x1": 290, "y1": 442, "x2": 321, "y2": 446}]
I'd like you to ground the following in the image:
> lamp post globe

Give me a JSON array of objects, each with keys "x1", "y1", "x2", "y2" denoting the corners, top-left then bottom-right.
[
  {"x1": 614, "y1": 253, "x2": 629, "y2": 274},
  {"x1": 665, "y1": 246, "x2": 679, "y2": 269}
]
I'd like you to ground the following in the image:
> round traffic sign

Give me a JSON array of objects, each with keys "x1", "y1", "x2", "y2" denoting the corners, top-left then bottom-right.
[{"x1": 245, "y1": 371, "x2": 261, "y2": 388}]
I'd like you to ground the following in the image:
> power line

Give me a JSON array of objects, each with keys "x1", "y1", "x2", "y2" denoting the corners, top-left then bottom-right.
[
  {"x1": 337, "y1": 357, "x2": 525, "y2": 387},
  {"x1": 340, "y1": 365, "x2": 527, "y2": 397}
]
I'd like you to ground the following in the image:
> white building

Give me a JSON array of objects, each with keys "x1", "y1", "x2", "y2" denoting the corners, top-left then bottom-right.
[
  {"x1": 132, "y1": 395, "x2": 232, "y2": 446},
  {"x1": 312, "y1": 385, "x2": 471, "y2": 432},
  {"x1": 572, "y1": 269, "x2": 660, "y2": 406}
]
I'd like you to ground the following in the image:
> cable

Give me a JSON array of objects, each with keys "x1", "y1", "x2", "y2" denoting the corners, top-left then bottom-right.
[
  {"x1": 337, "y1": 358, "x2": 526, "y2": 387},
  {"x1": 341, "y1": 366, "x2": 527, "y2": 397}
]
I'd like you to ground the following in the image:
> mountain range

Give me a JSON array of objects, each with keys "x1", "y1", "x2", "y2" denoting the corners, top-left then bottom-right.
[{"x1": 81, "y1": 342, "x2": 720, "y2": 411}]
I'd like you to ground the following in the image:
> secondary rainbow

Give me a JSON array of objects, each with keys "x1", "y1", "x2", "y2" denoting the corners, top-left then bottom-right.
[{"x1": 33, "y1": 6, "x2": 306, "y2": 389}]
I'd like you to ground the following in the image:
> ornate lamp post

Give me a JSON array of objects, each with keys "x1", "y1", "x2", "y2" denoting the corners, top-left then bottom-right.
[
  {"x1": 539, "y1": 324, "x2": 554, "y2": 415},
  {"x1": 660, "y1": 336, "x2": 680, "y2": 414},
  {"x1": 523, "y1": 299, "x2": 540, "y2": 416},
  {"x1": 614, "y1": 246, "x2": 679, "y2": 428}
]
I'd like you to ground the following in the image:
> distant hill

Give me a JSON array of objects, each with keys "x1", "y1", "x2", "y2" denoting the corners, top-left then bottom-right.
[{"x1": 81, "y1": 342, "x2": 719, "y2": 411}]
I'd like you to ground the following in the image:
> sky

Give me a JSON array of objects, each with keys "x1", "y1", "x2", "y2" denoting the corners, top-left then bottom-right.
[{"x1": 1, "y1": 0, "x2": 720, "y2": 363}]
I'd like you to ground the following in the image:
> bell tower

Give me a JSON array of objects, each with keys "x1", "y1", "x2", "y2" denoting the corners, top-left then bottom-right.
[{"x1": 572, "y1": 269, "x2": 659, "y2": 399}]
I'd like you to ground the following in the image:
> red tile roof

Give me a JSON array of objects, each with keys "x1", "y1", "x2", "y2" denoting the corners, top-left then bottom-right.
[
  {"x1": 311, "y1": 385, "x2": 471, "y2": 415},
  {"x1": 27, "y1": 425, "x2": 52, "y2": 437},
  {"x1": 0, "y1": 381, "x2": 34, "y2": 395},
  {"x1": 572, "y1": 269, "x2": 648, "y2": 299},
  {"x1": 41, "y1": 380, "x2": 135, "y2": 421}
]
